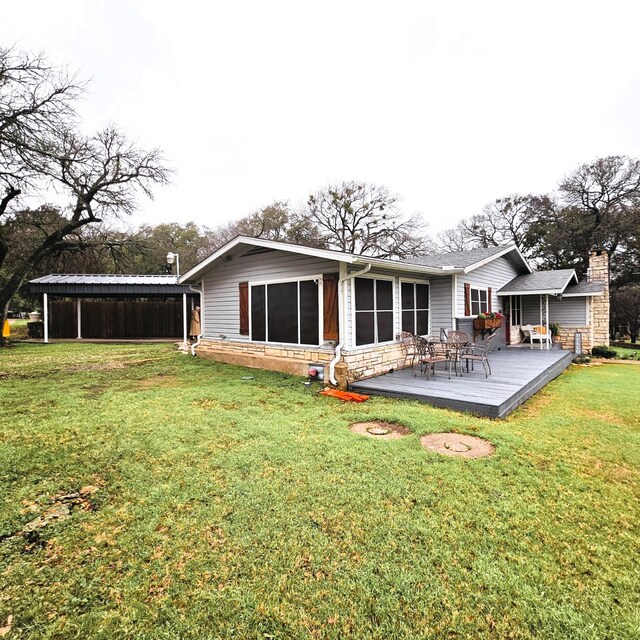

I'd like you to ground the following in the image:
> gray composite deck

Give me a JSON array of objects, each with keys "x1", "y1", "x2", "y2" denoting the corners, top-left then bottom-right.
[{"x1": 350, "y1": 347, "x2": 574, "y2": 418}]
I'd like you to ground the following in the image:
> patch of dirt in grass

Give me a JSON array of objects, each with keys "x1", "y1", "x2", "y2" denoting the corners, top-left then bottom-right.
[
  {"x1": 193, "y1": 398, "x2": 240, "y2": 410},
  {"x1": 420, "y1": 432, "x2": 495, "y2": 458},
  {"x1": 574, "y1": 408, "x2": 620, "y2": 424},
  {"x1": 574, "y1": 456, "x2": 636, "y2": 484},
  {"x1": 135, "y1": 374, "x2": 180, "y2": 389},
  {"x1": 349, "y1": 421, "x2": 412, "y2": 440},
  {"x1": 83, "y1": 385, "x2": 108, "y2": 397},
  {"x1": 65, "y1": 357, "x2": 162, "y2": 374},
  {"x1": 2, "y1": 486, "x2": 101, "y2": 548}
]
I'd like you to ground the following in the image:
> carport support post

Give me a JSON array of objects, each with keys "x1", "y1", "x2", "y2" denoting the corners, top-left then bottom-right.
[
  {"x1": 76, "y1": 298, "x2": 82, "y2": 339},
  {"x1": 182, "y1": 293, "x2": 188, "y2": 349},
  {"x1": 43, "y1": 293, "x2": 49, "y2": 344}
]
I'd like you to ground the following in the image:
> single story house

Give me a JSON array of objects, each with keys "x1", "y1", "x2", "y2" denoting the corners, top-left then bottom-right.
[{"x1": 179, "y1": 237, "x2": 609, "y2": 387}]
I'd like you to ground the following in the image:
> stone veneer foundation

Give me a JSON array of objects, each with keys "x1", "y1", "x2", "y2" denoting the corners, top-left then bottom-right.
[
  {"x1": 195, "y1": 339, "x2": 407, "y2": 389},
  {"x1": 195, "y1": 339, "x2": 334, "y2": 378}
]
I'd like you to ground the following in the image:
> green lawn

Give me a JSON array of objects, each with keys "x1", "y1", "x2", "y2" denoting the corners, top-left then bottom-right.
[
  {"x1": 611, "y1": 345, "x2": 640, "y2": 360},
  {"x1": 0, "y1": 343, "x2": 638, "y2": 639}
]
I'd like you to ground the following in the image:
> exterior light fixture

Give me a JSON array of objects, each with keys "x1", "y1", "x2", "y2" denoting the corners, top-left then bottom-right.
[{"x1": 166, "y1": 251, "x2": 180, "y2": 276}]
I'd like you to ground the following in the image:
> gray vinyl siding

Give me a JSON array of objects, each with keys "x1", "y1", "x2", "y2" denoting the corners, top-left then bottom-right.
[
  {"x1": 549, "y1": 297, "x2": 588, "y2": 326},
  {"x1": 201, "y1": 250, "x2": 340, "y2": 341},
  {"x1": 522, "y1": 295, "x2": 541, "y2": 325},
  {"x1": 457, "y1": 257, "x2": 520, "y2": 317},
  {"x1": 430, "y1": 276, "x2": 453, "y2": 335}
]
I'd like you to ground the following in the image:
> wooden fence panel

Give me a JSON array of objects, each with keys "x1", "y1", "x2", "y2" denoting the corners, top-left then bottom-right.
[{"x1": 48, "y1": 299, "x2": 188, "y2": 338}]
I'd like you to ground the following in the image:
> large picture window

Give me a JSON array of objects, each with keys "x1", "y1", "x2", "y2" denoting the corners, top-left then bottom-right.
[
  {"x1": 251, "y1": 278, "x2": 319, "y2": 345},
  {"x1": 401, "y1": 282, "x2": 430, "y2": 335},
  {"x1": 354, "y1": 277, "x2": 394, "y2": 346},
  {"x1": 470, "y1": 287, "x2": 489, "y2": 316}
]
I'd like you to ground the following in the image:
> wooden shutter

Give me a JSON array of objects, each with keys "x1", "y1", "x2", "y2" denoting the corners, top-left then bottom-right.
[
  {"x1": 323, "y1": 273, "x2": 339, "y2": 341},
  {"x1": 239, "y1": 282, "x2": 249, "y2": 335},
  {"x1": 487, "y1": 287, "x2": 493, "y2": 313},
  {"x1": 464, "y1": 282, "x2": 471, "y2": 317}
]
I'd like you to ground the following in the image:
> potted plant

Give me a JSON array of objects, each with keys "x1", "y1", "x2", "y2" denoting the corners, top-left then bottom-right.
[
  {"x1": 550, "y1": 323, "x2": 561, "y2": 346},
  {"x1": 473, "y1": 311, "x2": 503, "y2": 330}
]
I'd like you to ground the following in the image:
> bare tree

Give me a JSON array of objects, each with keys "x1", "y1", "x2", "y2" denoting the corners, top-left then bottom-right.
[
  {"x1": 0, "y1": 47, "x2": 169, "y2": 342},
  {"x1": 302, "y1": 181, "x2": 431, "y2": 258},
  {"x1": 436, "y1": 194, "x2": 536, "y2": 252}
]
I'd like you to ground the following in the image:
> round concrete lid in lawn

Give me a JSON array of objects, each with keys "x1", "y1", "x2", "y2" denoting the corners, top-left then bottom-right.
[
  {"x1": 420, "y1": 433, "x2": 494, "y2": 458},
  {"x1": 350, "y1": 421, "x2": 411, "y2": 440}
]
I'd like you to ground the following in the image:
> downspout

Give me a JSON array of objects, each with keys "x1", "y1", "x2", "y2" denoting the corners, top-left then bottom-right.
[{"x1": 328, "y1": 262, "x2": 372, "y2": 386}]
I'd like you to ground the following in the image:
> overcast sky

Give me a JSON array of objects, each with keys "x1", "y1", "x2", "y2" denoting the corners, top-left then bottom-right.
[{"x1": 5, "y1": 1, "x2": 640, "y2": 236}]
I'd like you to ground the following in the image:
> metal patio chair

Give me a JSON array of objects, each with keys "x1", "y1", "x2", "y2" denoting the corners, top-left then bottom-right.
[
  {"x1": 419, "y1": 340, "x2": 451, "y2": 380},
  {"x1": 401, "y1": 331, "x2": 420, "y2": 368},
  {"x1": 460, "y1": 333, "x2": 496, "y2": 378}
]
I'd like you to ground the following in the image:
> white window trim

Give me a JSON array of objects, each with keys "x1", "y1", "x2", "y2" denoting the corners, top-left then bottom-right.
[
  {"x1": 510, "y1": 295, "x2": 522, "y2": 326},
  {"x1": 399, "y1": 278, "x2": 431, "y2": 337},
  {"x1": 468, "y1": 286, "x2": 490, "y2": 317},
  {"x1": 248, "y1": 274, "x2": 323, "y2": 346},
  {"x1": 351, "y1": 274, "x2": 396, "y2": 347}
]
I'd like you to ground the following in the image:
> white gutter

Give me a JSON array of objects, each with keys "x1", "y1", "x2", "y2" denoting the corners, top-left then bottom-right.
[{"x1": 328, "y1": 262, "x2": 372, "y2": 386}]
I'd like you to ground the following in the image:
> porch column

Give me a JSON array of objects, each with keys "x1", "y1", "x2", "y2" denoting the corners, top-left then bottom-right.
[
  {"x1": 43, "y1": 293, "x2": 49, "y2": 344},
  {"x1": 182, "y1": 293, "x2": 188, "y2": 348},
  {"x1": 76, "y1": 298, "x2": 82, "y2": 339}
]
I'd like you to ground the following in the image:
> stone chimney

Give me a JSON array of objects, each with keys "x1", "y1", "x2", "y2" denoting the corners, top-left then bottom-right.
[{"x1": 588, "y1": 250, "x2": 610, "y2": 347}]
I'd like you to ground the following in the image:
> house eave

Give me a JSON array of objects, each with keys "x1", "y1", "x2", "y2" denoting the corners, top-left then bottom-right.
[
  {"x1": 462, "y1": 244, "x2": 532, "y2": 275},
  {"x1": 498, "y1": 289, "x2": 566, "y2": 296},
  {"x1": 179, "y1": 235, "x2": 462, "y2": 283}
]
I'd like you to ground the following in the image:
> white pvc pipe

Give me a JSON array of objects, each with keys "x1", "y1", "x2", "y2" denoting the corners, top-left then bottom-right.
[
  {"x1": 328, "y1": 262, "x2": 372, "y2": 386},
  {"x1": 77, "y1": 298, "x2": 82, "y2": 339},
  {"x1": 182, "y1": 293, "x2": 188, "y2": 348},
  {"x1": 43, "y1": 293, "x2": 49, "y2": 344}
]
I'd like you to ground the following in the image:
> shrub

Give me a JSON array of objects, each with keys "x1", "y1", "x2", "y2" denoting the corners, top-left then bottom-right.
[{"x1": 591, "y1": 345, "x2": 617, "y2": 359}]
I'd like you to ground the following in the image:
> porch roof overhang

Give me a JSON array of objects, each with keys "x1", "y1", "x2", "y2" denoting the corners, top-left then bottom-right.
[
  {"x1": 179, "y1": 236, "x2": 463, "y2": 284},
  {"x1": 497, "y1": 269, "x2": 580, "y2": 296},
  {"x1": 29, "y1": 274, "x2": 193, "y2": 297}
]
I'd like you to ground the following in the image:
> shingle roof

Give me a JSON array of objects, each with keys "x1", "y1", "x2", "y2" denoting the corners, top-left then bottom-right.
[
  {"x1": 497, "y1": 269, "x2": 578, "y2": 295},
  {"x1": 402, "y1": 245, "x2": 512, "y2": 269},
  {"x1": 563, "y1": 281, "x2": 605, "y2": 296}
]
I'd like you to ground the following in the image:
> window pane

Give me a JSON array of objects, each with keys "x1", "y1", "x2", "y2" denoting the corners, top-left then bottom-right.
[
  {"x1": 356, "y1": 312, "x2": 375, "y2": 345},
  {"x1": 416, "y1": 284, "x2": 429, "y2": 310},
  {"x1": 267, "y1": 282, "x2": 298, "y2": 343},
  {"x1": 471, "y1": 300, "x2": 480, "y2": 316},
  {"x1": 401, "y1": 311, "x2": 415, "y2": 334},
  {"x1": 416, "y1": 310, "x2": 429, "y2": 335},
  {"x1": 251, "y1": 285, "x2": 266, "y2": 341},
  {"x1": 401, "y1": 282, "x2": 414, "y2": 310},
  {"x1": 480, "y1": 290, "x2": 487, "y2": 304},
  {"x1": 355, "y1": 278, "x2": 374, "y2": 310},
  {"x1": 376, "y1": 280, "x2": 393, "y2": 310},
  {"x1": 377, "y1": 311, "x2": 393, "y2": 342},
  {"x1": 299, "y1": 280, "x2": 319, "y2": 345}
]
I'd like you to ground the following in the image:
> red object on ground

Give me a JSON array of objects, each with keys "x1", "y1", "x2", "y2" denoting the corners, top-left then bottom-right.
[{"x1": 319, "y1": 389, "x2": 369, "y2": 402}]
